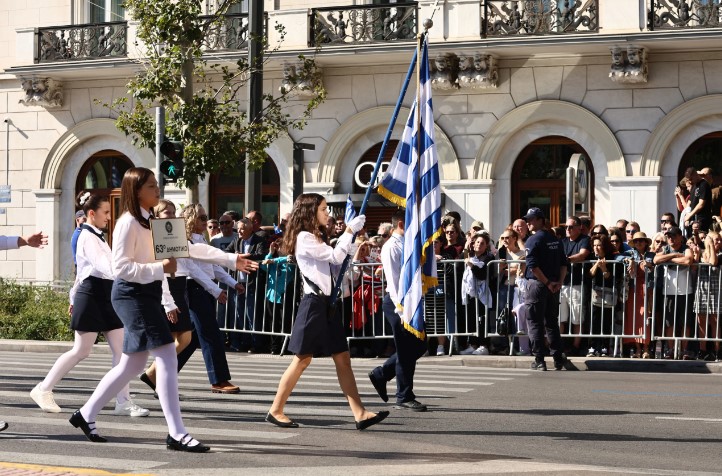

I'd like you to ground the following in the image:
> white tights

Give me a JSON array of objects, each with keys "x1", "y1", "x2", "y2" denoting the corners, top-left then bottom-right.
[
  {"x1": 79, "y1": 342, "x2": 190, "y2": 442},
  {"x1": 40, "y1": 329, "x2": 131, "y2": 404}
]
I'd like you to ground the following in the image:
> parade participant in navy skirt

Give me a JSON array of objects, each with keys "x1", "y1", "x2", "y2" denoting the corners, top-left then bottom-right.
[
  {"x1": 266, "y1": 193, "x2": 389, "y2": 430},
  {"x1": 30, "y1": 191, "x2": 149, "y2": 417},
  {"x1": 68, "y1": 167, "x2": 209, "y2": 451}
]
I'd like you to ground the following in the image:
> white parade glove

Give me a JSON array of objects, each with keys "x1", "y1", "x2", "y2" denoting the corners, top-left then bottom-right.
[{"x1": 347, "y1": 214, "x2": 366, "y2": 233}]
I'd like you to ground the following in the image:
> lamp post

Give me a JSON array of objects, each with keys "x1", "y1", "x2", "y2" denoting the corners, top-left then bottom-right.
[{"x1": 245, "y1": 0, "x2": 263, "y2": 214}]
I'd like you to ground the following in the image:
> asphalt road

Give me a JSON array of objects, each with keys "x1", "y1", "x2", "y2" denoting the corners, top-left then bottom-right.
[{"x1": 0, "y1": 350, "x2": 720, "y2": 475}]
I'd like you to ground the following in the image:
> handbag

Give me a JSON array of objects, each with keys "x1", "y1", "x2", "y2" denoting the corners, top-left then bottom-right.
[
  {"x1": 496, "y1": 307, "x2": 510, "y2": 336},
  {"x1": 591, "y1": 285, "x2": 618, "y2": 308}
]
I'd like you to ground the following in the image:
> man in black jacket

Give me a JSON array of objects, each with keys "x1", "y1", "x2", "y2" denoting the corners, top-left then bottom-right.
[{"x1": 227, "y1": 218, "x2": 269, "y2": 352}]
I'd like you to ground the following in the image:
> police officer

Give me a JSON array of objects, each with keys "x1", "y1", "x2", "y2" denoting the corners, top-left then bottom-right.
[{"x1": 522, "y1": 208, "x2": 568, "y2": 371}]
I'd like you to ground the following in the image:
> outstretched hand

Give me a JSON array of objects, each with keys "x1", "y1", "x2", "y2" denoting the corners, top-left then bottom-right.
[
  {"x1": 20, "y1": 231, "x2": 48, "y2": 249},
  {"x1": 235, "y1": 253, "x2": 259, "y2": 273}
]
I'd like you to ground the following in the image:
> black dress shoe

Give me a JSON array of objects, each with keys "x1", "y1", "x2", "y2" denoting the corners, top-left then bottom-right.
[
  {"x1": 265, "y1": 412, "x2": 299, "y2": 428},
  {"x1": 0, "y1": 421, "x2": 7, "y2": 432},
  {"x1": 69, "y1": 410, "x2": 107, "y2": 443},
  {"x1": 140, "y1": 373, "x2": 156, "y2": 391},
  {"x1": 356, "y1": 410, "x2": 390, "y2": 430},
  {"x1": 368, "y1": 370, "x2": 388, "y2": 402},
  {"x1": 166, "y1": 434, "x2": 210, "y2": 453},
  {"x1": 395, "y1": 400, "x2": 427, "y2": 412}
]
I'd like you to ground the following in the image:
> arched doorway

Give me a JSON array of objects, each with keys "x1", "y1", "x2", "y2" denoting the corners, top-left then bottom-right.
[
  {"x1": 208, "y1": 159, "x2": 280, "y2": 225},
  {"x1": 511, "y1": 136, "x2": 593, "y2": 226},
  {"x1": 676, "y1": 131, "x2": 722, "y2": 216},
  {"x1": 75, "y1": 150, "x2": 133, "y2": 245}
]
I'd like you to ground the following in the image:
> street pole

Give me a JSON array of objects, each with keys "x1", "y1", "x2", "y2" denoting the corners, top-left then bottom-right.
[
  {"x1": 245, "y1": 0, "x2": 263, "y2": 214},
  {"x1": 155, "y1": 106, "x2": 165, "y2": 198}
]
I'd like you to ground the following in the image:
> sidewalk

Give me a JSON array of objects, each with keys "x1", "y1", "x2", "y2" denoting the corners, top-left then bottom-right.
[{"x1": 2, "y1": 339, "x2": 721, "y2": 373}]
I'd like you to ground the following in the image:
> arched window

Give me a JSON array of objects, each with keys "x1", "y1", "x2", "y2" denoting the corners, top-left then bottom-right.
[
  {"x1": 208, "y1": 158, "x2": 280, "y2": 225},
  {"x1": 511, "y1": 136, "x2": 593, "y2": 226},
  {"x1": 677, "y1": 131, "x2": 722, "y2": 216},
  {"x1": 75, "y1": 150, "x2": 133, "y2": 245}
]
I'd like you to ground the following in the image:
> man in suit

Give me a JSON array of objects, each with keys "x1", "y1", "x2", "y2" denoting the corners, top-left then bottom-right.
[
  {"x1": 368, "y1": 209, "x2": 428, "y2": 411},
  {"x1": 227, "y1": 218, "x2": 269, "y2": 352}
]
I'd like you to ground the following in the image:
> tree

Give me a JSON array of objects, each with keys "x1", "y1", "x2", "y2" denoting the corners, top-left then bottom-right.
[{"x1": 104, "y1": 0, "x2": 325, "y2": 187}]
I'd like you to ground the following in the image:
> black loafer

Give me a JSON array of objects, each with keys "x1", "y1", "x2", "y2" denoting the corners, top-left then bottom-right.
[
  {"x1": 166, "y1": 434, "x2": 210, "y2": 453},
  {"x1": 69, "y1": 410, "x2": 107, "y2": 443},
  {"x1": 356, "y1": 410, "x2": 390, "y2": 430},
  {"x1": 0, "y1": 421, "x2": 7, "y2": 432},
  {"x1": 368, "y1": 370, "x2": 388, "y2": 402},
  {"x1": 395, "y1": 400, "x2": 427, "y2": 412},
  {"x1": 531, "y1": 360, "x2": 547, "y2": 371},
  {"x1": 140, "y1": 373, "x2": 156, "y2": 392},
  {"x1": 265, "y1": 412, "x2": 299, "y2": 428}
]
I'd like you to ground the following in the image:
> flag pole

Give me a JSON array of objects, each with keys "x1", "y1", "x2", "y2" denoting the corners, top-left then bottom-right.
[{"x1": 327, "y1": 34, "x2": 424, "y2": 309}]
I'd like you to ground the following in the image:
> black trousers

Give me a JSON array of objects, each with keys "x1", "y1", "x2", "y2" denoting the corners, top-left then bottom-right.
[{"x1": 524, "y1": 280, "x2": 563, "y2": 361}]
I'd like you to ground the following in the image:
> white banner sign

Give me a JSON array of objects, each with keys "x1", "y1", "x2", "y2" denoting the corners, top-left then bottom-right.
[{"x1": 150, "y1": 218, "x2": 190, "y2": 260}]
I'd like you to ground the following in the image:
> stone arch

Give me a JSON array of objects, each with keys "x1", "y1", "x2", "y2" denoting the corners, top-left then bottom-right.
[
  {"x1": 317, "y1": 106, "x2": 460, "y2": 188},
  {"x1": 473, "y1": 100, "x2": 625, "y2": 180},
  {"x1": 41, "y1": 118, "x2": 152, "y2": 189},
  {"x1": 641, "y1": 94, "x2": 722, "y2": 177},
  {"x1": 265, "y1": 134, "x2": 294, "y2": 214}
]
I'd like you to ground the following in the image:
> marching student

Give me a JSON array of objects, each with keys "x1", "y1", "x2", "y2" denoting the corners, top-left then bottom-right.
[
  {"x1": 31, "y1": 191, "x2": 149, "y2": 417},
  {"x1": 1, "y1": 229, "x2": 47, "y2": 432},
  {"x1": 266, "y1": 193, "x2": 389, "y2": 430}
]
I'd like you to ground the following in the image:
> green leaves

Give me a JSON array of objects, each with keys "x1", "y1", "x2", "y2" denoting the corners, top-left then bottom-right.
[{"x1": 104, "y1": 0, "x2": 325, "y2": 186}]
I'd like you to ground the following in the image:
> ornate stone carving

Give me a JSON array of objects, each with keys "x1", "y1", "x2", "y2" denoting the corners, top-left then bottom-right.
[
  {"x1": 456, "y1": 53, "x2": 498, "y2": 89},
  {"x1": 431, "y1": 53, "x2": 458, "y2": 90},
  {"x1": 279, "y1": 62, "x2": 323, "y2": 98},
  {"x1": 19, "y1": 78, "x2": 63, "y2": 108},
  {"x1": 609, "y1": 46, "x2": 648, "y2": 84}
]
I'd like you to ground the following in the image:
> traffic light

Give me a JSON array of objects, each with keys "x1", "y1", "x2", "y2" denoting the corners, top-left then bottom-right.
[{"x1": 159, "y1": 140, "x2": 184, "y2": 183}]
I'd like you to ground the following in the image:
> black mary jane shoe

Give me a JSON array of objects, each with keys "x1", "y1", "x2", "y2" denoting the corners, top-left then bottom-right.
[
  {"x1": 139, "y1": 372, "x2": 156, "y2": 392},
  {"x1": 265, "y1": 412, "x2": 299, "y2": 428},
  {"x1": 166, "y1": 434, "x2": 210, "y2": 453},
  {"x1": 69, "y1": 410, "x2": 107, "y2": 443},
  {"x1": 355, "y1": 410, "x2": 390, "y2": 431}
]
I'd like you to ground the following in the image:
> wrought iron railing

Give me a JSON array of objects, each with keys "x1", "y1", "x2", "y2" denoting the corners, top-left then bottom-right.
[
  {"x1": 648, "y1": 0, "x2": 721, "y2": 30},
  {"x1": 36, "y1": 21, "x2": 128, "y2": 63},
  {"x1": 481, "y1": 0, "x2": 598, "y2": 37},
  {"x1": 200, "y1": 12, "x2": 268, "y2": 51},
  {"x1": 309, "y1": 2, "x2": 418, "y2": 46}
]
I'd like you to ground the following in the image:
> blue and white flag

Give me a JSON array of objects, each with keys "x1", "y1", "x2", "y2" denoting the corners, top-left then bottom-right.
[
  {"x1": 344, "y1": 194, "x2": 356, "y2": 224},
  {"x1": 377, "y1": 37, "x2": 442, "y2": 339}
]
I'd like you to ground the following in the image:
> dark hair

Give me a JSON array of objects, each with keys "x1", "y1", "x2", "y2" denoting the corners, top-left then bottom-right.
[
  {"x1": 593, "y1": 234, "x2": 615, "y2": 257},
  {"x1": 579, "y1": 216, "x2": 591, "y2": 228},
  {"x1": 391, "y1": 209, "x2": 405, "y2": 227},
  {"x1": 684, "y1": 167, "x2": 697, "y2": 179},
  {"x1": 608, "y1": 226, "x2": 625, "y2": 244},
  {"x1": 282, "y1": 193, "x2": 325, "y2": 255},
  {"x1": 567, "y1": 216, "x2": 581, "y2": 226},
  {"x1": 247, "y1": 210, "x2": 263, "y2": 223},
  {"x1": 552, "y1": 226, "x2": 565, "y2": 240},
  {"x1": 224, "y1": 210, "x2": 241, "y2": 221},
  {"x1": 76, "y1": 190, "x2": 109, "y2": 215},
  {"x1": 591, "y1": 224, "x2": 608, "y2": 236},
  {"x1": 119, "y1": 167, "x2": 155, "y2": 229}
]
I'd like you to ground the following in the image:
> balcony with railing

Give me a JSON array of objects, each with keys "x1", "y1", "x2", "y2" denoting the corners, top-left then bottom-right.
[
  {"x1": 648, "y1": 0, "x2": 721, "y2": 30},
  {"x1": 309, "y1": 2, "x2": 418, "y2": 47},
  {"x1": 36, "y1": 21, "x2": 128, "y2": 63},
  {"x1": 481, "y1": 0, "x2": 599, "y2": 37},
  {"x1": 199, "y1": 12, "x2": 268, "y2": 52}
]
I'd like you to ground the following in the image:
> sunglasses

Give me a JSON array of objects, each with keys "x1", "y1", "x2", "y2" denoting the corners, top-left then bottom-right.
[
  {"x1": 198, "y1": 215, "x2": 209, "y2": 221},
  {"x1": 500, "y1": 236, "x2": 511, "y2": 240},
  {"x1": 654, "y1": 239, "x2": 664, "y2": 243},
  {"x1": 381, "y1": 233, "x2": 390, "y2": 239},
  {"x1": 610, "y1": 239, "x2": 620, "y2": 243},
  {"x1": 660, "y1": 219, "x2": 671, "y2": 223},
  {"x1": 219, "y1": 220, "x2": 232, "y2": 225},
  {"x1": 626, "y1": 229, "x2": 636, "y2": 233},
  {"x1": 445, "y1": 230, "x2": 457, "y2": 234}
]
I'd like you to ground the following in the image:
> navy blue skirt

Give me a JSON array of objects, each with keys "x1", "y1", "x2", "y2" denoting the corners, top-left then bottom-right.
[
  {"x1": 111, "y1": 279, "x2": 173, "y2": 353},
  {"x1": 167, "y1": 277, "x2": 194, "y2": 333},
  {"x1": 71, "y1": 276, "x2": 123, "y2": 332},
  {"x1": 288, "y1": 294, "x2": 348, "y2": 356}
]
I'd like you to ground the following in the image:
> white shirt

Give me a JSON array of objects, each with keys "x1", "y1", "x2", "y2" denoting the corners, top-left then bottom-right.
[
  {"x1": 112, "y1": 209, "x2": 165, "y2": 284},
  {"x1": 69, "y1": 225, "x2": 113, "y2": 305},
  {"x1": 380, "y1": 231, "x2": 403, "y2": 306},
  {"x1": 296, "y1": 231, "x2": 353, "y2": 296},
  {"x1": 189, "y1": 233, "x2": 238, "y2": 288},
  {"x1": 0, "y1": 236, "x2": 19, "y2": 251}
]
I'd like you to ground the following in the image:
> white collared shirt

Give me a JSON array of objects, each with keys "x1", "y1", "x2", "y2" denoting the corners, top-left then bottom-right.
[
  {"x1": 296, "y1": 231, "x2": 353, "y2": 296},
  {"x1": 0, "y1": 236, "x2": 19, "y2": 251},
  {"x1": 112, "y1": 209, "x2": 165, "y2": 284},
  {"x1": 189, "y1": 233, "x2": 238, "y2": 288},
  {"x1": 380, "y1": 231, "x2": 403, "y2": 306},
  {"x1": 69, "y1": 224, "x2": 113, "y2": 305}
]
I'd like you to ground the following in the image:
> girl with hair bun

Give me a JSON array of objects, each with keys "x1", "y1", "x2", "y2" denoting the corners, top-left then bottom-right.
[{"x1": 31, "y1": 191, "x2": 150, "y2": 418}]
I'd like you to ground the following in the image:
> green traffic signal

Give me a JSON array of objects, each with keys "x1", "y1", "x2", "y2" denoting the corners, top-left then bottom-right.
[{"x1": 159, "y1": 139, "x2": 184, "y2": 182}]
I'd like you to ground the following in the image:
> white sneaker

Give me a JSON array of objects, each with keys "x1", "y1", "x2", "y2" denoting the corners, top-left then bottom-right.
[
  {"x1": 436, "y1": 345, "x2": 445, "y2": 356},
  {"x1": 473, "y1": 346, "x2": 490, "y2": 356},
  {"x1": 30, "y1": 383, "x2": 61, "y2": 413},
  {"x1": 113, "y1": 400, "x2": 150, "y2": 417},
  {"x1": 460, "y1": 345, "x2": 476, "y2": 355}
]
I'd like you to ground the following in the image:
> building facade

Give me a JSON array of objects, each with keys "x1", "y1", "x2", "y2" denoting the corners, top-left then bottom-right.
[{"x1": 1, "y1": 0, "x2": 721, "y2": 282}]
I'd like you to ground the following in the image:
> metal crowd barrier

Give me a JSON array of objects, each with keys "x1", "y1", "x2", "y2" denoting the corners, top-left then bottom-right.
[{"x1": 213, "y1": 257, "x2": 722, "y2": 359}]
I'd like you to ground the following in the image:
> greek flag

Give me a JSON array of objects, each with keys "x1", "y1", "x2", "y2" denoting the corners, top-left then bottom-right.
[
  {"x1": 344, "y1": 194, "x2": 356, "y2": 224},
  {"x1": 377, "y1": 37, "x2": 442, "y2": 339}
]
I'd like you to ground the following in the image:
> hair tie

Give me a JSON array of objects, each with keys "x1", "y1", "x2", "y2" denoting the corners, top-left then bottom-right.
[{"x1": 79, "y1": 192, "x2": 91, "y2": 206}]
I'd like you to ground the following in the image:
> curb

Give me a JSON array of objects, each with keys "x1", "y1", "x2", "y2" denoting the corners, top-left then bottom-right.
[{"x1": 3, "y1": 340, "x2": 721, "y2": 373}]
